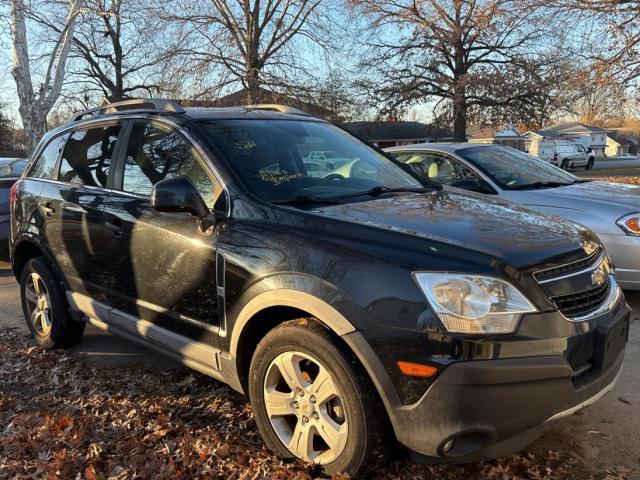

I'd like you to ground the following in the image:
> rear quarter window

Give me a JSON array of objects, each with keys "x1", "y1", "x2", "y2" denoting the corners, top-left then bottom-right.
[
  {"x1": 59, "y1": 124, "x2": 121, "y2": 187},
  {"x1": 29, "y1": 133, "x2": 70, "y2": 179}
]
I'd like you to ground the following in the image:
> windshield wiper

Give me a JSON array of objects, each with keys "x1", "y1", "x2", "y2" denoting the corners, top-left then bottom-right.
[
  {"x1": 271, "y1": 195, "x2": 340, "y2": 206},
  {"x1": 336, "y1": 185, "x2": 431, "y2": 200},
  {"x1": 509, "y1": 181, "x2": 573, "y2": 190}
]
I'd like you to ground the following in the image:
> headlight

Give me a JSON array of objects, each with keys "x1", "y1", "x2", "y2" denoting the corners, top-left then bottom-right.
[
  {"x1": 616, "y1": 213, "x2": 640, "y2": 236},
  {"x1": 413, "y1": 273, "x2": 537, "y2": 334}
]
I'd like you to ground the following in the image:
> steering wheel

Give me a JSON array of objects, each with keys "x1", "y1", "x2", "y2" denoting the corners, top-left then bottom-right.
[{"x1": 324, "y1": 173, "x2": 346, "y2": 182}]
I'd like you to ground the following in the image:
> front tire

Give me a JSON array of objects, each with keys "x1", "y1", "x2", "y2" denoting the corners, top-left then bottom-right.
[
  {"x1": 20, "y1": 257, "x2": 85, "y2": 348},
  {"x1": 249, "y1": 320, "x2": 388, "y2": 476},
  {"x1": 586, "y1": 157, "x2": 595, "y2": 170}
]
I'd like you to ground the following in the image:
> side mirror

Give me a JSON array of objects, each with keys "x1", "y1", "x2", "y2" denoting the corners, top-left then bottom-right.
[
  {"x1": 587, "y1": 148, "x2": 592, "y2": 153},
  {"x1": 152, "y1": 176, "x2": 210, "y2": 218}
]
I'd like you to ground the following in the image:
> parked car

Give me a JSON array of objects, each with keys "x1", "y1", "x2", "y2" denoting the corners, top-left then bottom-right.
[
  {"x1": 0, "y1": 158, "x2": 27, "y2": 252},
  {"x1": 10, "y1": 100, "x2": 629, "y2": 476},
  {"x1": 531, "y1": 140, "x2": 594, "y2": 170},
  {"x1": 387, "y1": 144, "x2": 640, "y2": 290}
]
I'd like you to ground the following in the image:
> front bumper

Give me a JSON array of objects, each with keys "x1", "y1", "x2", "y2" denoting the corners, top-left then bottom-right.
[
  {"x1": 599, "y1": 232, "x2": 640, "y2": 290},
  {"x1": 383, "y1": 305, "x2": 630, "y2": 462}
]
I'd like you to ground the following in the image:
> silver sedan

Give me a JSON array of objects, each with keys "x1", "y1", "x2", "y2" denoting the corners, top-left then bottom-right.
[{"x1": 386, "y1": 144, "x2": 640, "y2": 290}]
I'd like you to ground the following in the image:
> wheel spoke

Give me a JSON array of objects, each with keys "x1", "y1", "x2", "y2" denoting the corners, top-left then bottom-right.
[
  {"x1": 42, "y1": 310, "x2": 52, "y2": 328},
  {"x1": 24, "y1": 286, "x2": 37, "y2": 303},
  {"x1": 288, "y1": 421, "x2": 313, "y2": 461},
  {"x1": 264, "y1": 389, "x2": 296, "y2": 417},
  {"x1": 277, "y1": 352, "x2": 307, "y2": 391},
  {"x1": 32, "y1": 276, "x2": 42, "y2": 295},
  {"x1": 312, "y1": 366, "x2": 339, "y2": 404},
  {"x1": 31, "y1": 308, "x2": 44, "y2": 333},
  {"x1": 316, "y1": 411, "x2": 347, "y2": 450}
]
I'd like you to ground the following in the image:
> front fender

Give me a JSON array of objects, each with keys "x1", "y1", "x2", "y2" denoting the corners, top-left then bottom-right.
[
  {"x1": 521, "y1": 204, "x2": 617, "y2": 236},
  {"x1": 225, "y1": 272, "x2": 368, "y2": 355}
]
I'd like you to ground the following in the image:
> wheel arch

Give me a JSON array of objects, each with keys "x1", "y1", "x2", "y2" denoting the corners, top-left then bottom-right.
[
  {"x1": 230, "y1": 289, "x2": 357, "y2": 390},
  {"x1": 12, "y1": 237, "x2": 66, "y2": 289},
  {"x1": 227, "y1": 289, "x2": 403, "y2": 440}
]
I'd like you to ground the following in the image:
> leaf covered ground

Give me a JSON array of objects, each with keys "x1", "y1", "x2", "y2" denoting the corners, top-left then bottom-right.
[
  {"x1": 1, "y1": 327, "x2": 629, "y2": 480},
  {"x1": 593, "y1": 176, "x2": 640, "y2": 185}
]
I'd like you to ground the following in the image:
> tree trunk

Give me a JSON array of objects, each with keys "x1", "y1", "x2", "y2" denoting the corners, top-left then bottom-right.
[
  {"x1": 246, "y1": 67, "x2": 260, "y2": 104},
  {"x1": 10, "y1": 0, "x2": 82, "y2": 155},
  {"x1": 22, "y1": 109, "x2": 46, "y2": 154},
  {"x1": 452, "y1": 82, "x2": 467, "y2": 142}
]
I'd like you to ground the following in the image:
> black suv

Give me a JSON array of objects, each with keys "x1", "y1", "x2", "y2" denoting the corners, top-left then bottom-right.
[{"x1": 10, "y1": 99, "x2": 630, "y2": 476}]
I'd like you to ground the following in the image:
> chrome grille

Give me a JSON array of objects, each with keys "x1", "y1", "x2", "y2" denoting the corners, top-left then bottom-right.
[
  {"x1": 550, "y1": 279, "x2": 612, "y2": 318},
  {"x1": 534, "y1": 248, "x2": 600, "y2": 282},
  {"x1": 534, "y1": 248, "x2": 619, "y2": 321}
]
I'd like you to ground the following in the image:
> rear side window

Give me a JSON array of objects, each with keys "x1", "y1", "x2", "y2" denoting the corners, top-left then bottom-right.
[
  {"x1": 29, "y1": 133, "x2": 70, "y2": 179},
  {"x1": 121, "y1": 121, "x2": 221, "y2": 208},
  {"x1": 59, "y1": 124, "x2": 122, "y2": 186}
]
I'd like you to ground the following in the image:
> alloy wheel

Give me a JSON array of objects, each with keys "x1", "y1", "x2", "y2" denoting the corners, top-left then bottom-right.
[
  {"x1": 24, "y1": 273, "x2": 52, "y2": 336},
  {"x1": 263, "y1": 351, "x2": 348, "y2": 464}
]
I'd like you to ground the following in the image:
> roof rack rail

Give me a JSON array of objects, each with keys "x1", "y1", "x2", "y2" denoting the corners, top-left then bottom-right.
[
  {"x1": 70, "y1": 98, "x2": 185, "y2": 122},
  {"x1": 245, "y1": 104, "x2": 313, "y2": 117}
]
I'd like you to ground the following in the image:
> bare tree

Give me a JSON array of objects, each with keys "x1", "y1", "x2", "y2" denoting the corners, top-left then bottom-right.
[
  {"x1": 9, "y1": 0, "x2": 83, "y2": 154},
  {"x1": 558, "y1": 71, "x2": 628, "y2": 125},
  {"x1": 536, "y1": 1, "x2": 640, "y2": 86},
  {"x1": 29, "y1": 0, "x2": 170, "y2": 104},
  {"x1": 351, "y1": 0, "x2": 546, "y2": 140},
  {"x1": 162, "y1": 0, "x2": 341, "y2": 103}
]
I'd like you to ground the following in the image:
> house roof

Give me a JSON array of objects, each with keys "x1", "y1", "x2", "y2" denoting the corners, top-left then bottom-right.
[
  {"x1": 537, "y1": 122, "x2": 610, "y2": 136},
  {"x1": 466, "y1": 124, "x2": 523, "y2": 139},
  {"x1": 197, "y1": 87, "x2": 332, "y2": 118},
  {"x1": 342, "y1": 121, "x2": 451, "y2": 142}
]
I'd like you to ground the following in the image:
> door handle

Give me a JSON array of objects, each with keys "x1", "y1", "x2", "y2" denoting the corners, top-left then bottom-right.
[
  {"x1": 105, "y1": 218, "x2": 123, "y2": 237},
  {"x1": 41, "y1": 203, "x2": 55, "y2": 216}
]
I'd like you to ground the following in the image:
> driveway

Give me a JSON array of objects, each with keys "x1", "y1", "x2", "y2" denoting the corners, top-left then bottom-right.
[
  {"x1": 0, "y1": 259, "x2": 177, "y2": 371},
  {"x1": 1, "y1": 259, "x2": 639, "y2": 477}
]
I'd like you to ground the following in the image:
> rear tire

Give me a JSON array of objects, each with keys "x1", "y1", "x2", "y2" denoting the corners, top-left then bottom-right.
[
  {"x1": 249, "y1": 320, "x2": 389, "y2": 476},
  {"x1": 20, "y1": 257, "x2": 85, "y2": 348},
  {"x1": 561, "y1": 160, "x2": 569, "y2": 170}
]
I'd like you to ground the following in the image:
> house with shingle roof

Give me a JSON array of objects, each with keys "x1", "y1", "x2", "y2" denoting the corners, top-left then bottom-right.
[
  {"x1": 525, "y1": 122, "x2": 611, "y2": 157},
  {"x1": 341, "y1": 121, "x2": 452, "y2": 148},
  {"x1": 466, "y1": 124, "x2": 526, "y2": 150}
]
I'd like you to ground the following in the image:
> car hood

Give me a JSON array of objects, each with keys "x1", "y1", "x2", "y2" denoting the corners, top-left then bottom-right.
[
  {"x1": 509, "y1": 181, "x2": 640, "y2": 212},
  {"x1": 303, "y1": 190, "x2": 592, "y2": 267},
  {"x1": 499, "y1": 181, "x2": 640, "y2": 234}
]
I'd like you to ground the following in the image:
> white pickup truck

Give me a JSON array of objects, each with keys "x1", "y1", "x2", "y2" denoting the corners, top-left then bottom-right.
[{"x1": 532, "y1": 140, "x2": 595, "y2": 170}]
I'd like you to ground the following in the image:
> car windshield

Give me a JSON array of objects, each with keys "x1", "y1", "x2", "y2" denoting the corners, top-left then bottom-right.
[
  {"x1": 198, "y1": 119, "x2": 422, "y2": 202},
  {"x1": 455, "y1": 146, "x2": 578, "y2": 190},
  {"x1": 0, "y1": 159, "x2": 27, "y2": 178}
]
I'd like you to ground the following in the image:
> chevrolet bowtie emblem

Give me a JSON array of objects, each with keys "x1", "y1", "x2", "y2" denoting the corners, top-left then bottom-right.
[
  {"x1": 582, "y1": 241, "x2": 599, "y2": 256},
  {"x1": 591, "y1": 257, "x2": 611, "y2": 287}
]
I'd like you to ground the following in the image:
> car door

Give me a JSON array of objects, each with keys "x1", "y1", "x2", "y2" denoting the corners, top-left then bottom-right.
[
  {"x1": 38, "y1": 123, "x2": 122, "y2": 300},
  {"x1": 101, "y1": 119, "x2": 225, "y2": 348}
]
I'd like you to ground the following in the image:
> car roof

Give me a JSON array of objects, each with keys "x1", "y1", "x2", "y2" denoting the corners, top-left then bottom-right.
[
  {"x1": 37, "y1": 102, "x2": 327, "y2": 153},
  {"x1": 182, "y1": 106, "x2": 325, "y2": 122},
  {"x1": 385, "y1": 142, "x2": 493, "y2": 154}
]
